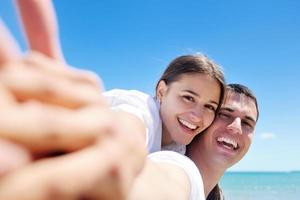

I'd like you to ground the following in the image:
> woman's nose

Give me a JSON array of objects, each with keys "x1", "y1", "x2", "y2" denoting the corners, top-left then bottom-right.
[{"x1": 190, "y1": 108, "x2": 203, "y2": 122}]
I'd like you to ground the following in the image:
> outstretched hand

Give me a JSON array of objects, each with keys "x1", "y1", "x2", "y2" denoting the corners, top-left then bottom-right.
[{"x1": 0, "y1": 1, "x2": 146, "y2": 199}]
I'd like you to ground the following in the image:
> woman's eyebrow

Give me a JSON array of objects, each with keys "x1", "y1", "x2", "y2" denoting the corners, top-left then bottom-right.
[
  {"x1": 182, "y1": 89, "x2": 199, "y2": 97},
  {"x1": 182, "y1": 89, "x2": 218, "y2": 105}
]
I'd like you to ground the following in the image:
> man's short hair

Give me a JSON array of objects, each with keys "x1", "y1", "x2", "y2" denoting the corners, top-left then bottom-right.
[{"x1": 226, "y1": 83, "x2": 259, "y2": 121}]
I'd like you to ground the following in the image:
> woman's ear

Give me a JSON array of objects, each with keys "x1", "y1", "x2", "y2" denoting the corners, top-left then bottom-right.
[{"x1": 156, "y1": 80, "x2": 168, "y2": 103}]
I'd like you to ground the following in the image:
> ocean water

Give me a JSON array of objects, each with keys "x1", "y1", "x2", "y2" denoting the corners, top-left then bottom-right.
[{"x1": 220, "y1": 172, "x2": 300, "y2": 200}]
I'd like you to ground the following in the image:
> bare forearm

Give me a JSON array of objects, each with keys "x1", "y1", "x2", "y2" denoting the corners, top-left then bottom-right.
[
  {"x1": 114, "y1": 111, "x2": 148, "y2": 175},
  {"x1": 129, "y1": 160, "x2": 190, "y2": 200}
]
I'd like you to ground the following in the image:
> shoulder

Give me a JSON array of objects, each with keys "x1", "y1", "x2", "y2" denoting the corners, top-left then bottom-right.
[
  {"x1": 103, "y1": 89, "x2": 150, "y2": 99},
  {"x1": 103, "y1": 89, "x2": 157, "y2": 111},
  {"x1": 103, "y1": 89, "x2": 162, "y2": 152},
  {"x1": 149, "y1": 151, "x2": 205, "y2": 200}
]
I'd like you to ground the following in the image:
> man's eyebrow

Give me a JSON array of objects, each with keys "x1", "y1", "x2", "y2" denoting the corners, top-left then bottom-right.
[
  {"x1": 183, "y1": 90, "x2": 219, "y2": 105},
  {"x1": 245, "y1": 116, "x2": 256, "y2": 124},
  {"x1": 220, "y1": 107, "x2": 234, "y2": 112}
]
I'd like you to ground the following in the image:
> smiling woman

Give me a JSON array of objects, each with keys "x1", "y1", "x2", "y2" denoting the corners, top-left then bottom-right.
[
  {"x1": 157, "y1": 73, "x2": 221, "y2": 146},
  {"x1": 104, "y1": 54, "x2": 225, "y2": 155}
]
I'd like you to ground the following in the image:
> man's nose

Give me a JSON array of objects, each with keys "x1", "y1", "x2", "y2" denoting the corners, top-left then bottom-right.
[{"x1": 227, "y1": 118, "x2": 242, "y2": 135}]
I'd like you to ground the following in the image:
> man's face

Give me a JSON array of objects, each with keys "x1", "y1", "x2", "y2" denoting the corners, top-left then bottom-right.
[{"x1": 198, "y1": 90, "x2": 258, "y2": 169}]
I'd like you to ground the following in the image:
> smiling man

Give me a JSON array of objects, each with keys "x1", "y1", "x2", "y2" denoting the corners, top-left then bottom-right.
[{"x1": 129, "y1": 83, "x2": 259, "y2": 200}]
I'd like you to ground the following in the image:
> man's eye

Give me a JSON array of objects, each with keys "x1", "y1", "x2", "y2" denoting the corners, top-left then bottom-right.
[
  {"x1": 183, "y1": 95, "x2": 194, "y2": 102},
  {"x1": 242, "y1": 121, "x2": 253, "y2": 129},
  {"x1": 218, "y1": 112, "x2": 230, "y2": 119}
]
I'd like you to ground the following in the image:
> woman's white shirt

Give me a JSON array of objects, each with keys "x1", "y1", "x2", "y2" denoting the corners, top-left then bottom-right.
[{"x1": 104, "y1": 89, "x2": 186, "y2": 154}]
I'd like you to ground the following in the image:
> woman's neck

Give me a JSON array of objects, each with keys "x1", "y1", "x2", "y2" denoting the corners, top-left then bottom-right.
[{"x1": 161, "y1": 124, "x2": 173, "y2": 146}]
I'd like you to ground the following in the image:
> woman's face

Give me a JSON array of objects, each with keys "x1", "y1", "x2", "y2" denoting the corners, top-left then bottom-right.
[{"x1": 157, "y1": 73, "x2": 221, "y2": 146}]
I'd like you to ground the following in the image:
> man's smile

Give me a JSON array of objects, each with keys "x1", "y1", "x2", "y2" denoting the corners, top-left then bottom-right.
[{"x1": 216, "y1": 136, "x2": 239, "y2": 150}]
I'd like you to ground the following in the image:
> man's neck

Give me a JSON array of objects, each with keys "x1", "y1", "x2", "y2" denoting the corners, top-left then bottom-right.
[
  {"x1": 197, "y1": 160, "x2": 224, "y2": 197},
  {"x1": 187, "y1": 148, "x2": 226, "y2": 197}
]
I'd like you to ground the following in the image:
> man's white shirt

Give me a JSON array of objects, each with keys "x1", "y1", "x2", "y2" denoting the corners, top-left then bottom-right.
[{"x1": 149, "y1": 151, "x2": 205, "y2": 200}]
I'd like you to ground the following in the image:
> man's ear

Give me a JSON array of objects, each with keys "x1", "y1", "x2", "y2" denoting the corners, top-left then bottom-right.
[{"x1": 156, "y1": 80, "x2": 168, "y2": 103}]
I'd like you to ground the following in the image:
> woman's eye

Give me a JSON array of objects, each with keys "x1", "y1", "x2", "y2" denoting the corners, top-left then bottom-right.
[
  {"x1": 205, "y1": 105, "x2": 216, "y2": 112},
  {"x1": 182, "y1": 95, "x2": 194, "y2": 102}
]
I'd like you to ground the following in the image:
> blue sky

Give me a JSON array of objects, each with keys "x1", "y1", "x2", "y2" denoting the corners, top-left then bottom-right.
[{"x1": 1, "y1": 0, "x2": 299, "y2": 171}]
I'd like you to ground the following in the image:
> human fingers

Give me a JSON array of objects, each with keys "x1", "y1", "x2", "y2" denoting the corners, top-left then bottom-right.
[
  {"x1": 0, "y1": 139, "x2": 31, "y2": 177},
  {"x1": 0, "y1": 139, "x2": 128, "y2": 200},
  {"x1": 15, "y1": 0, "x2": 65, "y2": 62},
  {"x1": 15, "y1": 0, "x2": 102, "y2": 88},
  {"x1": 0, "y1": 102, "x2": 112, "y2": 155},
  {"x1": 0, "y1": 63, "x2": 105, "y2": 109},
  {"x1": 24, "y1": 51, "x2": 103, "y2": 88},
  {"x1": 0, "y1": 83, "x2": 16, "y2": 108},
  {"x1": 0, "y1": 19, "x2": 22, "y2": 64}
]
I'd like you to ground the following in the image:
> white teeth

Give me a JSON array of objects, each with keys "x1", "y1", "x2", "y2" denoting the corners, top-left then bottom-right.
[
  {"x1": 217, "y1": 137, "x2": 238, "y2": 149},
  {"x1": 179, "y1": 119, "x2": 197, "y2": 130}
]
